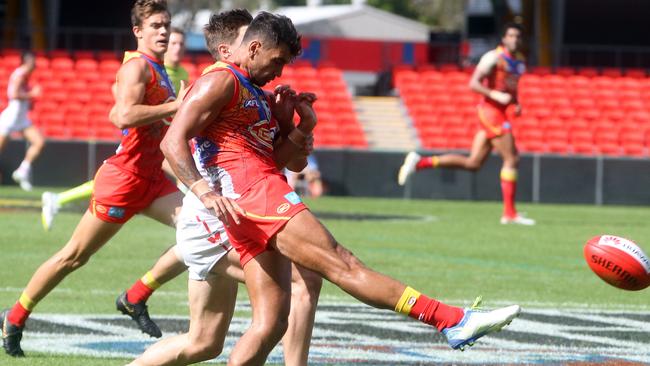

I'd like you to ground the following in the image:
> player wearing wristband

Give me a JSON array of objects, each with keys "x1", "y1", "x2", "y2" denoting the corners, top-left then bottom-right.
[
  {"x1": 398, "y1": 22, "x2": 534, "y2": 225},
  {"x1": 126, "y1": 9, "x2": 322, "y2": 366},
  {"x1": 159, "y1": 12, "x2": 521, "y2": 365}
]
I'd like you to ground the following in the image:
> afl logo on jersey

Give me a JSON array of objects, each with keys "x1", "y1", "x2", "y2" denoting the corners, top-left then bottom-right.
[
  {"x1": 162, "y1": 95, "x2": 176, "y2": 125},
  {"x1": 244, "y1": 99, "x2": 260, "y2": 109}
]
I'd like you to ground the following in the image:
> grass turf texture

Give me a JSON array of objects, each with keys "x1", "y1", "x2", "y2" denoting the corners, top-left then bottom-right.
[{"x1": 1, "y1": 186, "x2": 649, "y2": 365}]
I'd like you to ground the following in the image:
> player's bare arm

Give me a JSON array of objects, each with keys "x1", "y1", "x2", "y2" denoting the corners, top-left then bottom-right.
[
  {"x1": 283, "y1": 133, "x2": 313, "y2": 172},
  {"x1": 469, "y1": 51, "x2": 512, "y2": 105},
  {"x1": 269, "y1": 85, "x2": 297, "y2": 137},
  {"x1": 8, "y1": 72, "x2": 39, "y2": 101},
  {"x1": 274, "y1": 91, "x2": 318, "y2": 171},
  {"x1": 272, "y1": 89, "x2": 315, "y2": 171},
  {"x1": 112, "y1": 59, "x2": 181, "y2": 129},
  {"x1": 161, "y1": 71, "x2": 244, "y2": 226}
]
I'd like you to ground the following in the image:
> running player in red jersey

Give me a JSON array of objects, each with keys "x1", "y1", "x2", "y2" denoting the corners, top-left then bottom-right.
[
  {"x1": 0, "y1": 0, "x2": 185, "y2": 357},
  {"x1": 163, "y1": 12, "x2": 521, "y2": 364},
  {"x1": 398, "y1": 23, "x2": 535, "y2": 225}
]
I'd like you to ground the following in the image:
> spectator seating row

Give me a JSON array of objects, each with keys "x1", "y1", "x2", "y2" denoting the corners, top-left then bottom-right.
[
  {"x1": 0, "y1": 50, "x2": 366, "y2": 148},
  {"x1": 395, "y1": 65, "x2": 650, "y2": 157}
]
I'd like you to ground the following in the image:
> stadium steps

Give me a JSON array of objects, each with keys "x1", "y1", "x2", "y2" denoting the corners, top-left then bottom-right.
[{"x1": 353, "y1": 96, "x2": 418, "y2": 151}]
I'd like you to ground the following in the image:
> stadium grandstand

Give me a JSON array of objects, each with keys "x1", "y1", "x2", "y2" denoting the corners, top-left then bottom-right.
[
  {"x1": 2, "y1": 0, "x2": 650, "y2": 205},
  {"x1": 2, "y1": 1, "x2": 650, "y2": 365}
]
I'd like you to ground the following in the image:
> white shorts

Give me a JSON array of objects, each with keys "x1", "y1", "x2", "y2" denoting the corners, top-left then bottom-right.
[
  {"x1": 0, "y1": 100, "x2": 32, "y2": 136},
  {"x1": 176, "y1": 193, "x2": 232, "y2": 281}
]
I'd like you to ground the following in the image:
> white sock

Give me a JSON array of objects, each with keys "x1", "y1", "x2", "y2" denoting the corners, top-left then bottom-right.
[
  {"x1": 18, "y1": 160, "x2": 31, "y2": 173},
  {"x1": 18, "y1": 160, "x2": 32, "y2": 171}
]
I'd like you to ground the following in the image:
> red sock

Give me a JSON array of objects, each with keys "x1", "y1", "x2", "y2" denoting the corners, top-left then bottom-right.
[
  {"x1": 7, "y1": 302, "x2": 31, "y2": 327},
  {"x1": 500, "y1": 169, "x2": 517, "y2": 218},
  {"x1": 408, "y1": 294, "x2": 464, "y2": 331},
  {"x1": 416, "y1": 156, "x2": 438, "y2": 171},
  {"x1": 126, "y1": 279, "x2": 155, "y2": 304}
]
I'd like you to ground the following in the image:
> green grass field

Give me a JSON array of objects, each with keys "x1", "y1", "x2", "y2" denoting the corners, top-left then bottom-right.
[{"x1": 1, "y1": 186, "x2": 649, "y2": 365}]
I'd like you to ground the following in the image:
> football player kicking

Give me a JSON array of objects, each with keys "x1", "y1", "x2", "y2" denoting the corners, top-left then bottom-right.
[{"x1": 160, "y1": 11, "x2": 521, "y2": 365}]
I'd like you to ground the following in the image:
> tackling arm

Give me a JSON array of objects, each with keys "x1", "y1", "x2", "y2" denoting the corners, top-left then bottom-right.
[{"x1": 161, "y1": 71, "x2": 244, "y2": 225}]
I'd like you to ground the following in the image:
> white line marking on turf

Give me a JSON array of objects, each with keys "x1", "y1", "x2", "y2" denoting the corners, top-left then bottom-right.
[{"x1": 14, "y1": 303, "x2": 650, "y2": 364}]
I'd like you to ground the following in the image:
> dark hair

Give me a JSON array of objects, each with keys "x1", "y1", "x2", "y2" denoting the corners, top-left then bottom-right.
[
  {"x1": 170, "y1": 27, "x2": 185, "y2": 37},
  {"x1": 131, "y1": 0, "x2": 169, "y2": 27},
  {"x1": 21, "y1": 51, "x2": 35, "y2": 64},
  {"x1": 204, "y1": 9, "x2": 253, "y2": 60},
  {"x1": 242, "y1": 11, "x2": 302, "y2": 59},
  {"x1": 501, "y1": 22, "x2": 524, "y2": 37}
]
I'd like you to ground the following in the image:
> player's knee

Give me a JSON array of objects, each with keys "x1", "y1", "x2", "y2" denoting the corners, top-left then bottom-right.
[
  {"x1": 55, "y1": 244, "x2": 92, "y2": 271},
  {"x1": 187, "y1": 341, "x2": 223, "y2": 362},
  {"x1": 254, "y1": 315, "x2": 289, "y2": 344}
]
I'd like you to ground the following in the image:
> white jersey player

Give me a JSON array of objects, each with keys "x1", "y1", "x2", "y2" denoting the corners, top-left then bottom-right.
[{"x1": 0, "y1": 51, "x2": 44, "y2": 190}]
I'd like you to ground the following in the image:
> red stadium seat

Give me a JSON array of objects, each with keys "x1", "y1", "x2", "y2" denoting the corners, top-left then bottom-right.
[
  {"x1": 518, "y1": 140, "x2": 545, "y2": 153},
  {"x1": 439, "y1": 64, "x2": 460, "y2": 73},
  {"x1": 97, "y1": 51, "x2": 119, "y2": 60},
  {"x1": 530, "y1": 66, "x2": 551, "y2": 75},
  {"x1": 98, "y1": 59, "x2": 121, "y2": 73},
  {"x1": 623, "y1": 68, "x2": 646, "y2": 78},
  {"x1": 555, "y1": 67, "x2": 575, "y2": 76},
  {"x1": 51, "y1": 57, "x2": 74, "y2": 70},
  {"x1": 547, "y1": 140, "x2": 569, "y2": 154},
  {"x1": 75, "y1": 58, "x2": 98, "y2": 72},
  {"x1": 602, "y1": 68, "x2": 622, "y2": 77},
  {"x1": 577, "y1": 67, "x2": 598, "y2": 77},
  {"x1": 49, "y1": 50, "x2": 70, "y2": 58},
  {"x1": 622, "y1": 144, "x2": 645, "y2": 157}
]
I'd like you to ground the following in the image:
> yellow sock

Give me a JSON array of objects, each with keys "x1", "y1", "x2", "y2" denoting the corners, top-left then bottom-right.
[
  {"x1": 19, "y1": 292, "x2": 36, "y2": 311},
  {"x1": 58, "y1": 180, "x2": 94, "y2": 207},
  {"x1": 394, "y1": 286, "x2": 421, "y2": 315},
  {"x1": 500, "y1": 168, "x2": 517, "y2": 182},
  {"x1": 142, "y1": 271, "x2": 161, "y2": 290}
]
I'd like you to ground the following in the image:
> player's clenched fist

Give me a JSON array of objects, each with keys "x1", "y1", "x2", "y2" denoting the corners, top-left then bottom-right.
[
  {"x1": 198, "y1": 191, "x2": 246, "y2": 227},
  {"x1": 295, "y1": 92, "x2": 317, "y2": 133}
]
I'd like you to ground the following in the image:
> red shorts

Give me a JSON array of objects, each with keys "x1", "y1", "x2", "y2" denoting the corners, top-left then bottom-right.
[
  {"x1": 477, "y1": 103, "x2": 513, "y2": 139},
  {"x1": 225, "y1": 173, "x2": 307, "y2": 266},
  {"x1": 90, "y1": 163, "x2": 178, "y2": 224}
]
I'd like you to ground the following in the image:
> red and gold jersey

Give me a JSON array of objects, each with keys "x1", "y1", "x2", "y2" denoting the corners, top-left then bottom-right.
[
  {"x1": 106, "y1": 51, "x2": 176, "y2": 177},
  {"x1": 191, "y1": 61, "x2": 281, "y2": 195},
  {"x1": 484, "y1": 46, "x2": 526, "y2": 107}
]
